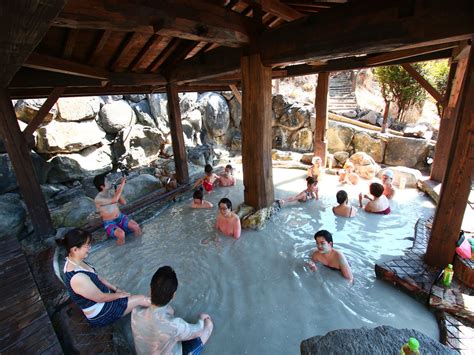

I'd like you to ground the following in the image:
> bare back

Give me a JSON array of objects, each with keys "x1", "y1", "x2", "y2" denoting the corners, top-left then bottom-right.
[{"x1": 95, "y1": 189, "x2": 121, "y2": 221}]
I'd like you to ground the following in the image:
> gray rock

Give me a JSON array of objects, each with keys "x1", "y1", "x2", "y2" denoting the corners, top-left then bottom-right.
[
  {"x1": 327, "y1": 121, "x2": 354, "y2": 153},
  {"x1": 290, "y1": 128, "x2": 313, "y2": 152},
  {"x1": 122, "y1": 174, "x2": 162, "y2": 203},
  {"x1": 100, "y1": 95, "x2": 123, "y2": 104},
  {"x1": 352, "y1": 132, "x2": 386, "y2": 163},
  {"x1": 390, "y1": 166, "x2": 422, "y2": 188},
  {"x1": 198, "y1": 93, "x2": 230, "y2": 138},
  {"x1": 187, "y1": 145, "x2": 215, "y2": 167},
  {"x1": 359, "y1": 110, "x2": 379, "y2": 125},
  {"x1": 99, "y1": 100, "x2": 137, "y2": 133},
  {"x1": 147, "y1": 93, "x2": 168, "y2": 123},
  {"x1": 301, "y1": 325, "x2": 455, "y2": 355},
  {"x1": 47, "y1": 144, "x2": 113, "y2": 183},
  {"x1": 56, "y1": 97, "x2": 100, "y2": 122},
  {"x1": 231, "y1": 132, "x2": 242, "y2": 151},
  {"x1": 181, "y1": 120, "x2": 196, "y2": 146},
  {"x1": 340, "y1": 110, "x2": 358, "y2": 118},
  {"x1": 179, "y1": 92, "x2": 198, "y2": 115},
  {"x1": 272, "y1": 126, "x2": 291, "y2": 150},
  {"x1": 0, "y1": 152, "x2": 50, "y2": 194},
  {"x1": 272, "y1": 94, "x2": 293, "y2": 118},
  {"x1": 0, "y1": 193, "x2": 26, "y2": 239},
  {"x1": 50, "y1": 196, "x2": 96, "y2": 228},
  {"x1": 228, "y1": 95, "x2": 241, "y2": 128},
  {"x1": 133, "y1": 100, "x2": 156, "y2": 127},
  {"x1": 333, "y1": 151, "x2": 349, "y2": 167},
  {"x1": 349, "y1": 151, "x2": 380, "y2": 179},
  {"x1": 184, "y1": 109, "x2": 202, "y2": 132},
  {"x1": 41, "y1": 183, "x2": 69, "y2": 200},
  {"x1": 36, "y1": 119, "x2": 106, "y2": 153},
  {"x1": 124, "y1": 94, "x2": 146, "y2": 103},
  {"x1": 0, "y1": 137, "x2": 5, "y2": 153},
  {"x1": 385, "y1": 136, "x2": 430, "y2": 168},
  {"x1": 15, "y1": 99, "x2": 57, "y2": 124}
]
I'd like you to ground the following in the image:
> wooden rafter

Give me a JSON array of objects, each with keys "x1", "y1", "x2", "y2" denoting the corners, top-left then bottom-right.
[
  {"x1": 401, "y1": 63, "x2": 444, "y2": 103},
  {"x1": 87, "y1": 29, "x2": 112, "y2": 65},
  {"x1": 129, "y1": 35, "x2": 167, "y2": 72},
  {"x1": 229, "y1": 84, "x2": 242, "y2": 104},
  {"x1": 259, "y1": 0, "x2": 305, "y2": 21},
  {"x1": 62, "y1": 28, "x2": 78, "y2": 59},
  {"x1": 148, "y1": 38, "x2": 183, "y2": 73},
  {"x1": 110, "y1": 32, "x2": 145, "y2": 71},
  {"x1": 9, "y1": 68, "x2": 104, "y2": 89},
  {"x1": 53, "y1": 0, "x2": 253, "y2": 47}
]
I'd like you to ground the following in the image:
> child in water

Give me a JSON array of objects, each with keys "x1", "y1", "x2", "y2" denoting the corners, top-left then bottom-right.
[
  {"x1": 279, "y1": 176, "x2": 319, "y2": 205},
  {"x1": 219, "y1": 164, "x2": 236, "y2": 187},
  {"x1": 338, "y1": 161, "x2": 359, "y2": 185},
  {"x1": 307, "y1": 156, "x2": 323, "y2": 179},
  {"x1": 193, "y1": 164, "x2": 220, "y2": 193},
  {"x1": 191, "y1": 189, "x2": 213, "y2": 209}
]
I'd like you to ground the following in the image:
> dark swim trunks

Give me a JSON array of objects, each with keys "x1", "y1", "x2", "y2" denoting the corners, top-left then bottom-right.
[
  {"x1": 103, "y1": 213, "x2": 132, "y2": 237},
  {"x1": 374, "y1": 206, "x2": 391, "y2": 215},
  {"x1": 182, "y1": 337, "x2": 204, "y2": 355}
]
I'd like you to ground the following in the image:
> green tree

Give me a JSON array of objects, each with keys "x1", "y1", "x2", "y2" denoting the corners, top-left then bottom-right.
[
  {"x1": 373, "y1": 64, "x2": 426, "y2": 123},
  {"x1": 425, "y1": 59, "x2": 449, "y2": 117}
]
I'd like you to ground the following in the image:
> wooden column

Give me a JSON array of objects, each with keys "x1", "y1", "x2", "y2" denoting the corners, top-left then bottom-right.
[
  {"x1": 425, "y1": 46, "x2": 474, "y2": 267},
  {"x1": 0, "y1": 89, "x2": 54, "y2": 238},
  {"x1": 166, "y1": 83, "x2": 189, "y2": 184},
  {"x1": 430, "y1": 56, "x2": 469, "y2": 182},
  {"x1": 241, "y1": 53, "x2": 274, "y2": 209},
  {"x1": 313, "y1": 72, "x2": 329, "y2": 165}
]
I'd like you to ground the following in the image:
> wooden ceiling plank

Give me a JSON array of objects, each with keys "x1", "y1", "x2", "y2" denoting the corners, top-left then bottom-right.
[
  {"x1": 62, "y1": 29, "x2": 79, "y2": 59},
  {"x1": 110, "y1": 32, "x2": 145, "y2": 71},
  {"x1": 87, "y1": 29, "x2": 112, "y2": 65},
  {"x1": 129, "y1": 35, "x2": 165, "y2": 72},
  {"x1": 9, "y1": 68, "x2": 104, "y2": 88},
  {"x1": 147, "y1": 39, "x2": 183, "y2": 73},
  {"x1": 260, "y1": 0, "x2": 305, "y2": 21}
]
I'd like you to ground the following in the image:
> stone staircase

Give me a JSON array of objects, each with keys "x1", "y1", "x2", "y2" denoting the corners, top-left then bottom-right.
[{"x1": 328, "y1": 71, "x2": 358, "y2": 115}]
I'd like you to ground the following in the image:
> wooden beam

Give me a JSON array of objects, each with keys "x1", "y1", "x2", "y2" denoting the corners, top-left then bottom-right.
[
  {"x1": 23, "y1": 87, "x2": 65, "y2": 138},
  {"x1": 9, "y1": 68, "x2": 104, "y2": 89},
  {"x1": 425, "y1": 45, "x2": 474, "y2": 267},
  {"x1": 229, "y1": 84, "x2": 242, "y2": 104},
  {"x1": 62, "y1": 28, "x2": 78, "y2": 59},
  {"x1": 88, "y1": 29, "x2": 112, "y2": 65},
  {"x1": 24, "y1": 52, "x2": 109, "y2": 80},
  {"x1": 401, "y1": 63, "x2": 444, "y2": 103},
  {"x1": 110, "y1": 32, "x2": 145, "y2": 71},
  {"x1": 0, "y1": 0, "x2": 67, "y2": 87},
  {"x1": 245, "y1": 0, "x2": 305, "y2": 21},
  {"x1": 148, "y1": 39, "x2": 183, "y2": 73},
  {"x1": 54, "y1": 0, "x2": 253, "y2": 47},
  {"x1": 313, "y1": 72, "x2": 329, "y2": 165},
  {"x1": 0, "y1": 88, "x2": 54, "y2": 238},
  {"x1": 166, "y1": 83, "x2": 189, "y2": 184},
  {"x1": 108, "y1": 72, "x2": 166, "y2": 86},
  {"x1": 261, "y1": 0, "x2": 474, "y2": 66},
  {"x1": 241, "y1": 53, "x2": 274, "y2": 209},
  {"x1": 129, "y1": 35, "x2": 166, "y2": 72}
]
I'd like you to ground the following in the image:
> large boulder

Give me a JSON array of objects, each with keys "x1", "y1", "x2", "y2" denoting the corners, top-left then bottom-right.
[
  {"x1": 41, "y1": 183, "x2": 69, "y2": 201},
  {"x1": 179, "y1": 92, "x2": 198, "y2": 115},
  {"x1": 147, "y1": 93, "x2": 168, "y2": 121},
  {"x1": 99, "y1": 100, "x2": 137, "y2": 133},
  {"x1": 57, "y1": 97, "x2": 100, "y2": 122},
  {"x1": 359, "y1": 110, "x2": 379, "y2": 125},
  {"x1": 333, "y1": 151, "x2": 350, "y2": 168},
  {"x1": 124, "y1": 94, "x2": 146, "y2": 103},
  {"x1": 114, "y1": 125, "x2": 166, "y2": 167},
  {"x1": 352, "y1": 132, "x2": 386, "y2": 163},
  {"x1": 50, "y1": 196, "x2": 96, "y2": 228},
  {"x1": 327, "y1": 121, "x2": 355, "y2": 153},
  {"x1": 122, "y1": 174, "x2": 162, "y2": 203},
  {"x1": 385, "y1": 136, "x2": 430, "y2": 168},
  {"x1": 187, "y1": 145, "x2": 215, "y2": 167},
  {"x1": 36, "y1": 119, "x2": 106, "y2": 154},
  {"x1": 0, "y1": 193, "x2": 26, "y2": 239},
  {"x1": 228, "y1": 96, "x2": 241, "y2": 128},
  {"x1": 47, "y1": 144, "x2": 114, "y2": 183},
  {"x1": 272, "y1": 94, "x2": 293, "y2": 118},
  {"x1": 100, "y1": 95, "x2": 123, "y2": 104},
  {"x1": 198, "y1": 93, "x2": 230, "y2": 138},
  {"x1": 349, "y1": 151, "x2": 380, "y2": 179},
  {"x1": 290, "y1": 128, "x2": 313, "y2": 152},
  {"x1": 301, "y1": 325, "x2": 455, "y2": 355},
  {"x1": 132, "y1": 100, "x2": 156, "y2": 127},
  {"x1": 391, "y1": 166, "x2": 423, "y2": 188},
  {"x1": 0, "y1": 152, "x2": 50, "y2": 194},
  {"x1": 272, "y1": 126, "x2": 291, "y2": 150},
  {"x1": 184, "y1": 109, "x2": 203, "y2": 132},
  {"x1": 15, "y1": 99, "x2": 57, "y2": 124},
  {"x1": 241, "y1": 202, "x2": 281, "y2": 230}
]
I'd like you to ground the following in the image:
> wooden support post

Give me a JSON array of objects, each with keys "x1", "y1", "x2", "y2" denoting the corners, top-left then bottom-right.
[
  {"x1": 425, "y1": 46, "x2": 474, "y2": 267},
  {"x1": 241, "y1": 53, "x2": 274, "y2": 209},
  {"x1": 23, "y1": 87, "x2": 65, "y2": 138},
  {"x1": 0, "y1": 89, "x2": 54, "y2": 238},
  {"x1": 314, "y1": 72, "x2": 329, "y2": 165},
  {"x1": 430, "y1": 54, "x2": 469, "y2": 182},
  {"x1": 166, "y1": 83, "x2": 189, "y2": 184},
  {"x1": 381, "y1": 101, "x2": 390, "y2": 134}
]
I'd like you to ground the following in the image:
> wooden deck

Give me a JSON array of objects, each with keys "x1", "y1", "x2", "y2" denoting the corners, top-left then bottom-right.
[{"x1": 0, "y1": 233, "x2": 62, "y2": 354}]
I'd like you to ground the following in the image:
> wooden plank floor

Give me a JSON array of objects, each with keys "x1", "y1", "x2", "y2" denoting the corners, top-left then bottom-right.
[{"x1": 0, "y1": 233, "x2": 62, "y2": 354}]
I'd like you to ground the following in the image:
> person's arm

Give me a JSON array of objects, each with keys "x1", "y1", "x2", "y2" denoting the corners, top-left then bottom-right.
[
  {"x1": 97, "y1": 275, "x2": 127, "y2": 294},
  {"x1": 192, "y1": 178, "x2": 203, "y2": 189},
  {"x1": 315, "y1": 187, "x2": 319, "y2": 200},
  {"x1": 96, "y1": 178, "x2": 126, "y2": 207},
  {"x1": 174, "y1": 314, "x2": 212, "y2": 342},
  {"x1": 306, "y1": 252, "x2": 319, "y2": 271},
  {"x1": 338, "y1": 252, "x2": 353, "y2": 283},
  {"x1": 285, "y1": 191, "x2": 305, "y2": 203},
  {"x1": 233, "y1": 216, "x2": 241, "y2": 239},
  {"x1": 71, "y1": 273, "x2": 130, "y2": 303}
]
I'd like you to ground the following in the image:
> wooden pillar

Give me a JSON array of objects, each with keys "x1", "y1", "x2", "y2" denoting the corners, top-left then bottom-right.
[
  {"x1": 0, "y1": 89, "x2": 54, "y2": 238},
  {"x1": 241, "y1": 53, "x2": 274, "y2": 209},
  {"x1": 425, "y1": 47, "x2": 474, "y2": 267},
  {"x1": 430, "y1": 56, "x2": 469, "y2": 182},
  {"x1": 314, "y1": 72, "x2": 329, "y2": 165},
  {"x1": 166, "y1": 83, "x2": 189, "y2": 184}
]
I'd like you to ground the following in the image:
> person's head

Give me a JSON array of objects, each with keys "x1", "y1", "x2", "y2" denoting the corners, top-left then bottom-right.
[
  {"x1": 150, "y1": 266, "x2": 178, "y2": 306},
  {"x1": 204, "y1": 164, "x2": 213, "y2": 175},
  {"x1": 93, "y1": 172, "x2": 110, "y2": 192},
  {"x1": 336, "y1": 190, "x2": 348, "y2": 205},
  {"x1": 343, "y1": 161, "x2": 354, "y2": 172},
  {"x1": 369, "y1": 182, "x2": 385, "y2": 198},
  {"x1": 218, "y1": 197, "x2": 232, "y2": 217},
  {"x1": 225, "y1": 164, "x2": 233, "y2": 174},
  {"x1": 382, "y1": 169, "x2": 394, "y2": 184},
  {"x1": 312, "y1": 156, "x2": 322, "y2": 166},
  {"x1": 306, "y1": 176, "x2": 318, "y2": 191},
  {"x1": 56, "y1": 228, "x2": 92, "y2": 258},
  {"x1": 314, "y1": 230, "x2": 333, "y2": 254},
  {"x1": 193, "y1": 189, "x2": 203, "y2": 203}
]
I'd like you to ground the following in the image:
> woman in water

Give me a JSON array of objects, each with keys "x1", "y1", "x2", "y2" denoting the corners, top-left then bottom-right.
[
  {"x1": 58, "y1": 228, "x2": 150, "y2": 327},
  {"x1": 332, "y1": 190, "x2": 357, "y2": 217},
  {"x1": 279, "y1": 176, "x2": 319, "y2": 205}
]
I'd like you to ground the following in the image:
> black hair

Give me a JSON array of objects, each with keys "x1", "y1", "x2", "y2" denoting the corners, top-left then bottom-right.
[
  {"x1": 306, "y1": 176, "x2": 317, "y2": 185},
  {"x1": 218, "y1": 197, "x2": 232, "y2": 210},
  {"x1": 93, "y1": 172, "x2": 108, "y2": 191},
  {"x1": 336, "y1": 190, "x2": 348, "y2": 204},
  {"x1": 150, "y1": 266, "x2": 178, "y2": 306},
  {"x1": 225, "y1": 164, "x2": 233, "y2": 170},
  {"x1": 369, "y1": 182, "x2": 384, "y2": 198},
  {"x1": 314, "y1": 230, "x2": 333, "y2": 245},
  {"x1": 193, "y1": 189, "x2": 203, "y2": 200},
  {"x1": 56, "y1": 228, "x2": 91, "y2": 253},
  {"x1": 204, "y1": 164, "x2": 213, "y2": 174}
]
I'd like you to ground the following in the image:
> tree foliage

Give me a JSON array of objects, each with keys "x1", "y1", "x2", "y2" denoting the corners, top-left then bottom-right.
[
  {"x1": 425, "y1": 59, "x2": 449, "y2": 116},
  {"x1": 373, "y1": 64, "x2": 427, "y2": 122}
]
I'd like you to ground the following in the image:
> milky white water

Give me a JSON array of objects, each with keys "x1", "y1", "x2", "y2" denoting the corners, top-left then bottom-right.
[{"x1": 88, "y1": 167, "x2": 439, "y2": 354}]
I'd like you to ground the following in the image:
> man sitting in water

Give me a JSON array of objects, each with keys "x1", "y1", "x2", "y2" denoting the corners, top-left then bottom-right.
[
  {"x1": 132, "y1": 266, "x2": 214, "y2": 355},
  {"x1": 193, "y1": 164, "x2": 220, "y2": 193},
  {"x1": 332, "y1": 190, "x2": 357, "y2": 218},
  {"x1": 358, "y1": 182, "x2": 391, "y2": 215},
  {"x1": 191, "y1": 189, "x2": 213, "y2": 209},
  {"x1": 307, "y1": 230, "x2": 353, "y2": 283},
  {"x1": 215, "y1": 198, "x2": 241, "y2": 239},
  {"x1": 93, "y1": 173, "x2": 141, "y2": 245},
  {"x1": 219, "y1": 164, "x2": 236, "y2": 187},
  {"x1": 381, "y1": 169, "x2": 395, "y2": 199}
]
